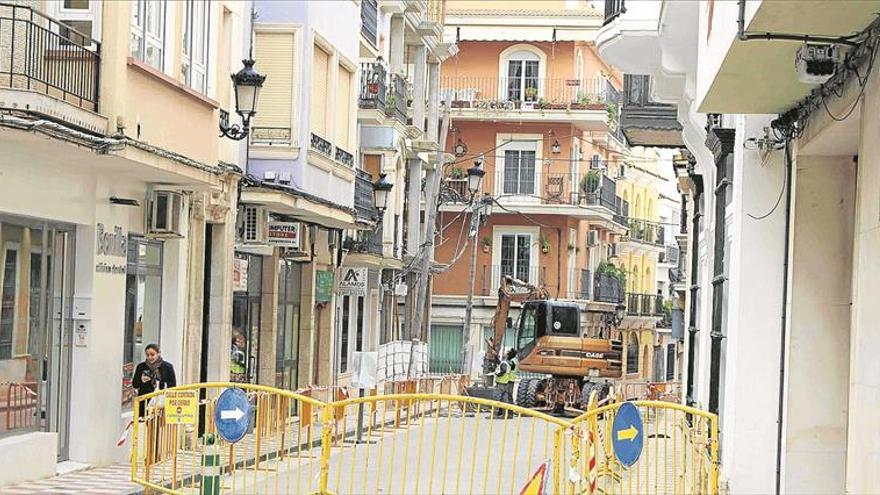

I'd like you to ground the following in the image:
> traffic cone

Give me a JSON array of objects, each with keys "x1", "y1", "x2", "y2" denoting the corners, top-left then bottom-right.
[{"x1": 201, "y1": 434, "x2": 220, "y2": 495}]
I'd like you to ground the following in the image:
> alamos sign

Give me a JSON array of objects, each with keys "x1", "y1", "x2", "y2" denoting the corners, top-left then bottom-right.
[{"x1": 338, "y1": 267, "x2": 368, "y2": 297}]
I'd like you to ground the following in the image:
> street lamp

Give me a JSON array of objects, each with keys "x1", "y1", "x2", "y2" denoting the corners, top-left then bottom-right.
[
  {"x1": 372, "y1": 173, "x2": 393, "y2": 218},
  {"x1": 220, "y1": 59, "x2": 266, "y2": 141},
  {"x1": 466, "y1": 154, "x2": 486, "y2": 199}
]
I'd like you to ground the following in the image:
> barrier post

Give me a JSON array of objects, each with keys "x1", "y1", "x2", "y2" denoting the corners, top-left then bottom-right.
[
  {"x1": 200, "y1": 434, "x2": 221, "y2": 495},
  {"x1": 315, "y1": 404, "x2": 334, "y2": 494}
]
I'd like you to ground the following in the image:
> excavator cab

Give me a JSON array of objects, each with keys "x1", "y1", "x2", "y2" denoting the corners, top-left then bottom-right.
[{"x1": 515, "y1": 300, "x2": 581, "y2": 360}]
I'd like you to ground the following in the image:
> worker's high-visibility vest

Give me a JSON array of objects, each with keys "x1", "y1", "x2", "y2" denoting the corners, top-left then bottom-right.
[{"x1": 496, "y1": 358, "x2": 518, "y2": 384}]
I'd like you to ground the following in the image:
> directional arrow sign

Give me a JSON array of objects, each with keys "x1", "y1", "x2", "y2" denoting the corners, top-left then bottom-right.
[
  {"x1": 214, "y1": 388, "x2": 251, "y2": 444},
  {"x1": 220, "y1": 407, "x2": 245, "y2": 421},
  {"x1": 616, "y1": 424, "x2": 639, "y2": 442},
  {"x1": 611, "y1": 401, "x2": 644, "y2": 467}
]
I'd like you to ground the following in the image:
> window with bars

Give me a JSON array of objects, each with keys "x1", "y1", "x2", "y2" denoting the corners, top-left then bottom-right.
[
  {"x1": 500, "y1": 234, "x2": 532, "y2": 283},
  {"x1": 130, "y1": 0, "x2": 166, "y2": 70},
  {"x1": 182, "y1": 0, "x2": 210, "y2": 93},
  {"x1": 502, "y1": 150, "x2": 536, "y2": 195}
]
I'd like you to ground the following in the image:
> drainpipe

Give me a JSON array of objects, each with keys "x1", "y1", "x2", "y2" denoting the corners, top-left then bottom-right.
[
  {"x1": 737, "y1": 0, "x2": 859, "y2": 45},
  {"x1": 774, "y1": 139, "x2": 794, "y2": 495}
]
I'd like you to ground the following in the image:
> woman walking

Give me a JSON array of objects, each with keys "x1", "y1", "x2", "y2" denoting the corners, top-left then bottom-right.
[{"x1": 132, "y1": 343, "x2": 176, "y2": 418}]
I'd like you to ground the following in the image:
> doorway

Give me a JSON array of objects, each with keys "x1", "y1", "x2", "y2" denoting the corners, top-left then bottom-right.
[
  {"x1": 231, "y1": 254, "x2": 262, "y2": 384},
  {"x1": 0, "y1": 217, "x2": 74, "y2": 460},
  {"x1": 275, "y1": 260, "x2": 301, "y2": 390}
]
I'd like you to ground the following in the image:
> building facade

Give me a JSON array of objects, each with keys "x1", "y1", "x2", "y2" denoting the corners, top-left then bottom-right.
[
  {"x1": 428, "y1": 1, "x2": 677, "y2": 380},
  {"x1": 598, "y1": 0, "x2": 880, "y2": 492},
  {"x1": 0, "y1": 0, "x2": 248, "y2": 484}
]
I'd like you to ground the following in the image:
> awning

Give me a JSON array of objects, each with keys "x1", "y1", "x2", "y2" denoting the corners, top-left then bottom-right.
[{"x1": 241, "y1": 187, "x2": 362, "y2": 230}]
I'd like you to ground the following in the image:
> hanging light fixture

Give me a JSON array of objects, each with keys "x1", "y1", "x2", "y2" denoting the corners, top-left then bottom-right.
[
  {"x1": 466, "y1": 154, "x2": 486, "y2": 197},
  {"x1": 220, "y1": 59, "x2": 267, "y2": 141},
  {"x1": 372, "y1": 174, "x2": 394, "y2": 216},
  {"x1": 552, "y1": 139, "x2": 562, "y2": 154}
]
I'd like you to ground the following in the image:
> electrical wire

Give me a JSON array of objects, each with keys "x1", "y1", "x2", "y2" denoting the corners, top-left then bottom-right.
[{"x1": 748, "y1": 145, "x2": 789, "y2": 221}]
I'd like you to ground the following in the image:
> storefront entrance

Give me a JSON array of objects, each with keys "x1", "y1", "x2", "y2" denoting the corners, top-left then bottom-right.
[
  {"x1": 232, "y1": 254, "x2": 262, "y2": 383},
  {"x1": 275, "y1": 260, "x2": 301, "y2": 391},
  {"x1": 0, "y1": 215, "x2": 75, "y2": 460}
]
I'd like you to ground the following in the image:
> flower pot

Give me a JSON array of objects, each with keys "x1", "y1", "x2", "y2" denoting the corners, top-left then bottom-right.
[{"x1": 482, "y1": 245, "x2": 490, "y2": 253}]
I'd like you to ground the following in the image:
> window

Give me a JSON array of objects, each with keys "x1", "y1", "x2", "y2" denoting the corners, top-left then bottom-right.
[
  {"x1": 335, "y1": 65, "x2": 354, "y2": 151},
  {"x1": 666, "y1": 344, "x2": 675, "y2": 381},
  {"x1": 55, "y1": 0, "x2": 97, "y2": 47},
  {"x1": 182, "y1": 0, "x2": 210, "y2": 93},
  {"x1": 626, "y1": 334, "x2": 639, "y2": 374},
  {"x1": 429, "y1": 325, "x2": 464, "y2": 374},
  {"x1": 502, "y1": 150, "x2": 536, "y2": 195},
  {"x1": 253, "y1": 30, "x2": 296, "y2": 144},
  {"x1": 517, "y1": 306, "x2": 537, "y2": 351},
  {"x1": 122, "y1": 238, "x2": 163, "y2": 409},
  {"x1": 505, "y1": 50, "x2": 540, "y2": 102},
  {"x1": 355, "y1": 296, "x2": 364, "y2": 352},
  {"x1": 310, "y1": 45, "x2": 331, "y2": 138},
  {"x1": 130, "y1": 0, "x2": 166, "y2": 70},
  {"x1": 0, "y1": 246, "x2": 19, "y2": 359},
  {"x1": 500, "y1": 234, "x2": 532, "y2": 283}
]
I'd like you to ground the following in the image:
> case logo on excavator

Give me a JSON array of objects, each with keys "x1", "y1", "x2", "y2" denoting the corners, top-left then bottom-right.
[{"x1": 584, "y1": 352, "x2": 605, "y2": 359}]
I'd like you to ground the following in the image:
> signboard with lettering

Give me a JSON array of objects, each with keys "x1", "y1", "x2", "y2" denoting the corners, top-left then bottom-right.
[
  {"x1": 316, "y1": 270, "x2": 334, "y2": 303},
  {"x1": 268, "y1": 221, "x2": 300, "y2": 248},
  {"x1": 233, "y1": 257, "x2": 249, "y2": 292},
  {"x1": 165, "y1": 390, "x2": 198, "y2": 425},
  {"x1": 95, "y1": 223, "x2": 127, "y2": 275},
  {"x1": 338, "y1": 267, "x2": 368, "y2": 297}
]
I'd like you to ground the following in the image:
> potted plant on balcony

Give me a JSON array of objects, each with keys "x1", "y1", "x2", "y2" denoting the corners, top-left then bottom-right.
[
  {"x1": 481, "y1": 236, "x2": 491, "y2": 253},
  {"x1": 450, "y1": 166, "x2": 465, "y2": 179},
  {"x1": 580, "y1": 170, "x2": 601, "y2": 195},
  {"x1": 539, "y1": 235, "x2": 551, "y2": 254},
  {"x1": 607, "y1": 103, "x2": 619, "y2": 129},
  {"x1": 597, "y1": 260, "x2": 627, "y2": 287}
]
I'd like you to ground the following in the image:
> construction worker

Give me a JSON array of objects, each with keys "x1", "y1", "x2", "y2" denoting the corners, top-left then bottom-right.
[{"x1": 494, "y1": 348, "x2": 518, "y2": 415}]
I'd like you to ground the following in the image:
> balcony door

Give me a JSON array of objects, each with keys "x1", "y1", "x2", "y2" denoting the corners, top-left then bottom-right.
[
  {"x1": 504, "y1": 52, "x2": 540, "y2": 102},
  {"x1": 499, "y1": 233, "x2": 533, "y2": 284}
]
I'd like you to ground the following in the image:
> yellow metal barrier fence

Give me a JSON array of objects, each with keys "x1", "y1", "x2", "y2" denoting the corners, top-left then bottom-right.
[{"x1": 131, "y1": 383, "x2": 717, "y2": 495}]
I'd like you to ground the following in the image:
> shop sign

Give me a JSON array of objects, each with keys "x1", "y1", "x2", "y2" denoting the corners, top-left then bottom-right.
[
  {"x1": 268, "y1": 221, "x2": 301, "y2": 248},
  {"x1": 233, "y1": 257, "x2": 249, "y2": 292},
  {"x1": 95, "y1": 223, "x2": 127, "y2": 275},
  {"x1": 338, "y1": 267, "x2": 368, "y2": 297},
  {"x1": 165, "y1": 389, "x2": 198, "y2": 425},
  {"x1": 316, "y1": 270, "x2": 334, "y2": 303}
]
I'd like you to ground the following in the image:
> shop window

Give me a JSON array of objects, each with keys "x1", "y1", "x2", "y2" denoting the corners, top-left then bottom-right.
[
  {"x1": 0, "y1": 246, "x2": 19, "y2": 359},
  {"x1": 356, "y1": 296, "x2": 365, "y2": 352},
  {"x1": 276, "y1": 261, "x2": 301, "y2": 391},
  {"x1": 122, "y1": 237, "x2": 163, "y2": 409},
  {"x1": 340, "y1": 295, "x2": 351, "y2": 372},
  {"x1": 232, "y1": 254, "x2": 262, "y2": 384}
]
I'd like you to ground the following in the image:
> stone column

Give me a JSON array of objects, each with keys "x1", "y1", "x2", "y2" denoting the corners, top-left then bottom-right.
[{"x1": 412, "y1": 45, "x2": 428, "y2": 134}]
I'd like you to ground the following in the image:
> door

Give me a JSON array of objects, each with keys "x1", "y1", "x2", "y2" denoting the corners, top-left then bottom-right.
[
  {"x1": 276, "y1": 260, "x2": 300, "y2": 390},
  {"x1": 46, "y1": 229, "x2": 74, "y2": 460},
  {"x1": 231, "y1": 254, "x2": 262, "y2": 384}
]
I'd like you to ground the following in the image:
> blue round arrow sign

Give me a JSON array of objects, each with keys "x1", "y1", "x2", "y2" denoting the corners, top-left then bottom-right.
[
  {"x1": 214, "y1": 388, "x2": 251, "y2": 444},
  {"x1": 611, "y1": 401, "x2": 644, "y2": 467}
]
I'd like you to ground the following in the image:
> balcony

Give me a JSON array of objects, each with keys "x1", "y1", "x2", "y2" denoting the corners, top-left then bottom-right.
[
  {"x1": 310, "y1": 132, "x2": 333, "y2": 157},
  {"x1": 0, "y1": 3, "x2": 102, "y2": 122},
  {"x1": 359, "y1": 61, "x2": 387, "y2": 113},
  {"x1": 354, "y1": 169, "x2": 378, "y2": 221},
  {"x1": 593, "y1": 272, "x2": 625, "y2": 304},
  {"x1": 660, "y1": 244, "x2": 680, "y2": 265},
  {"x1": 387, "y1": 73, "x2": 409, "y2": 124},
  {"x1": 626, "y1": 293, "x2": 664, "y2": 317},
  {"x1": 345, "y1": 225, "x2": 383, "y2": 257},
  {"x1": 439, "y1": 169, "x2": 627, "y2": 225},
  {"x1": 439, "y1": 76, "x2": 614, "y2": 130},
  {"x1": 566, "y1": 268, "x2": 592, "y2": 301},
  {"x1": 619, "y1": 75, "x2": 683, "y2": 147},
  {"x1": 603, "y1": 0, "x2": 626, "y2": 26},
  {"x1": 623, "y1": 218, "x2": 664, "y2": 246}
]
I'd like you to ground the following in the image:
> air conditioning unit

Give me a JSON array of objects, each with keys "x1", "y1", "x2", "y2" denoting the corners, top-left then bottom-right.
[
  {"x1": 587, "y1": 230, "x2": 599, "y2": 247},
  {"x1": 146, "y1": 190, "x2": 185, "y2": 237},
  {"x1": 237, "y1": 204, "x2": 269, "y2": 245},
  {"x1": 617, "y1": 164, "x2": 627, "y2": 179}
]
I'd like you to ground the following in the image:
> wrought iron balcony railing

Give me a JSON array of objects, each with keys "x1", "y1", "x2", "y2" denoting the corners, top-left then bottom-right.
[
  {"x1": 359, "y1": 61, "x2": 386, "y2": 111},
  {"x1": 593, "y1": 272, "x2": 625, "y2": 304},
  {"x1": 439, "y1": 76, "x2": 609, "y2": 111},
  {"x1": 626, "y1": 292, "x2": 664, "y2": 316},
  {"x1": 335, "y1": 147, "x2": 354, "y2": 167},
  {"x1": 603, "y1": 0, "x2": 626, "y2": 26},
  {"x1": 0, "y1": 3, "x2": 101, "y2": 111}
]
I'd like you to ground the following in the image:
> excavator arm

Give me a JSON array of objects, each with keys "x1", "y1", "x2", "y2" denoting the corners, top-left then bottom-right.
[{"x1": 483, "y1": 276, "x2": 548, "y2": 372}]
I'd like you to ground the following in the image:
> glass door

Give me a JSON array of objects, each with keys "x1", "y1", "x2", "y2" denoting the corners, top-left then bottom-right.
[
  {"x1": 46, "y1": 229, "x2": 74, "y2": 460},
  {"x1": 231, "y1": 254, "x2": 261, "y2": 384},
  {"x1": 275, "y1": 260, "x2": 300, "y2": 391}
]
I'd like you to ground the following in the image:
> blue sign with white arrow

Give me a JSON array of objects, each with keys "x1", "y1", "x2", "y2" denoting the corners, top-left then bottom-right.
[
  {"x1": 611, "y1": 401, "x2": 644, "y2": 467},
  {"x1": 214, "y1": 388, "x2": 251, "y2": 444}
]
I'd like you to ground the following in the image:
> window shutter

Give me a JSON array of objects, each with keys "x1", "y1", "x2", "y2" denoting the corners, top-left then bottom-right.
[
  {"x1": 335, "y1": 66, "x2": 353, "y2": 151},
  {"x1": 310, "y1": 45, "x2": 330, "y2": 137},
  {"x1": 253, "y1": 31, "x2": 295, "y2": 141}
]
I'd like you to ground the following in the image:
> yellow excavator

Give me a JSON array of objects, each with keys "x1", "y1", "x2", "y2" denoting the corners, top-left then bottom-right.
[{"x1": 482, "y1": 275, "x2": 623, "y2": 413}]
